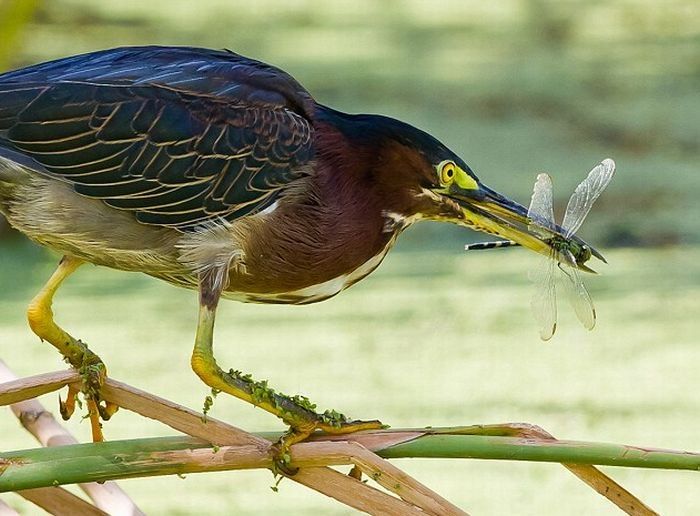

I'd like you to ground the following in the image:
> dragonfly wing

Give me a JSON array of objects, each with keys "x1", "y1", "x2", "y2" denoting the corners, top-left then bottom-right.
[
  {"x1": 530, "y1": 254, "x2": 557, "y2": 341},
  {"x1": 527, "y1": 173, "x2": 556, "y2": 236},
  {"x1": 562, "y1": 158, "x2": 616, "y2": 237},
  {"x1": 560, "y1": 262, "x2": 596, "y2": 330}
]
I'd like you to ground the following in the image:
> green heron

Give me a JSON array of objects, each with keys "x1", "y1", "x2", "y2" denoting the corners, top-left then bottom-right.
[{"x1": 0, "y1": 46, "x2": 592, "y2": 449}]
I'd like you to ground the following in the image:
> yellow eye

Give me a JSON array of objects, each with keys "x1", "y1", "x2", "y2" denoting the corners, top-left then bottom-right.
[{"x1": 440, "y1": 161, "x2": 457, "y2": 185}]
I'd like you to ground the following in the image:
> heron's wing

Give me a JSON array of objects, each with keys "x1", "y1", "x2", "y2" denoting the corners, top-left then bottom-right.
[
  {"x1": 560, "y1": 262, "x2": 596, "y2": 330},
  {"x1": 0, "y1": 46, "x2": 315, "y2": 230},
  {"x1": 527, "y1": 172, "x2": 556, "y2": 236},
  {"x1": 529, "y1": 253, "x2": 557, "y2": 341},
  {"x1": 562, "y1": 158, "x2": 615, "y2": 237}
]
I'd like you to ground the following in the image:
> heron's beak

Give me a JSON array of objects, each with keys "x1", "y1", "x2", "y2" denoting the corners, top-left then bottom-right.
[
  {"x1": 446, "y1": 183, "x2": 547, "y2": 252},
  {"x1": 448, "y1": 183, "x2": 604, "y2": 271}
]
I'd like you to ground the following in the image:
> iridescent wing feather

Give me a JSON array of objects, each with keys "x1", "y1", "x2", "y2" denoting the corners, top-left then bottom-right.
[
  {"x1": 561, "y1": 159, "x2": 615, "y2": 237},
  {"x1": 0, "y1": 46, "x2": 315, "y2": 231}
]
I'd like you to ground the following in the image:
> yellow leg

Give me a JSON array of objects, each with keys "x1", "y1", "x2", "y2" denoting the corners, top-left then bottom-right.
[
  {"x1": 191, "y1": 271, "x2": 383, "y2": 466},
  {"x1": 26, "y1": 255, "x2": 118, "y2": 441},
  {"x1": 27, "y1": 256, "x2": 85, "y2": 363}
]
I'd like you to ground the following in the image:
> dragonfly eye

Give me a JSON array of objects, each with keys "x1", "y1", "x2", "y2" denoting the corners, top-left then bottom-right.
[{"x1": 578, "y1": 245, "x2": 592, "y2": 264}]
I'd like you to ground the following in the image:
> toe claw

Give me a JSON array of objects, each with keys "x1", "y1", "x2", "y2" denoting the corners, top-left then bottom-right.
[
  {"x1": 273, "y1": 458, "x2": 299, "y2": 477},
  {"x1": 58, "y1": 395, "x2": 71, "y2": 421},
  {"x1": 97, "y1": 400, "x2": 119, "y2": 421},
  {"x1": 58, "y1": 385, "x2": 79, "y2": 420},
  {"x1": 348, "y1": 465, "x2": 363, "y2": 481},
  {"x1": 270, "y1": 443, "x2": 299, "y2": 477}
]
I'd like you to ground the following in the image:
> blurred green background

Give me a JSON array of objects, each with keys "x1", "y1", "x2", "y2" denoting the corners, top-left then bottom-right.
[{"x1": 0, "y1": 0, "x2": 698, "y2": 514}]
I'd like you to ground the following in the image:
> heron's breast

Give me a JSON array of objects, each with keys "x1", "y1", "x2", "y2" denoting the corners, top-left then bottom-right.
[{"x1": 224, "y1": 240, "x2": 394, "y2": 304}]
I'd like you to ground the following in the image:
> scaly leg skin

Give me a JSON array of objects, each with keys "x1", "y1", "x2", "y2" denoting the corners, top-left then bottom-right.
[
  {"x1": 26, "y1": 255, "x2": 118, "y2": 442},
  {"x1": 191, "y1": 269, "x2": 384, "y2": 473}
]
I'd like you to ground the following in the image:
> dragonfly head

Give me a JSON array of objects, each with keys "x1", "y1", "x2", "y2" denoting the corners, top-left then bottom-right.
[
  {"x1": 554, "y1": 235, "x2": 607, "y2": 273},
  {"x1": 576, "y1": 244, "x2": 595, "y2": 272}
]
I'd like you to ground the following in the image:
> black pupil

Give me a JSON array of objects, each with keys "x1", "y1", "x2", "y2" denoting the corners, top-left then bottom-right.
[{"x1": 447, "y1": 168, "x2": 453, "y2": 176}]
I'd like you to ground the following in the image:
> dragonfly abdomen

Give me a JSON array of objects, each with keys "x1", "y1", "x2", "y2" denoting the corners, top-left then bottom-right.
[{"x1": 464, "y1": 240, "x2": 519, "y2": 251}]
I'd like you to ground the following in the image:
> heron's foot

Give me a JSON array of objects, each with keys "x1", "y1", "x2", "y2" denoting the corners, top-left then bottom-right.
[
  {"x1": 58, "y1": 346, "x2": 118, "y2": 442},
  {"x1": 196, "y1": 368, "x2": 384, "y2": 473},
  {"x1": 270, "y1": 415, "x2": 384, "y2": 476},
  {"x1": 284, "y1": 407, "x2": 385, "y2": 446},
  {"x1": 27, "y1": 255, "x2": 118, "y2": 441},
  {"x1": 191, "y1": 357, "x2": 384, "y2": 473},
  {"x1": 269, "y1": 394, "x2": 385, "y2": 475}
]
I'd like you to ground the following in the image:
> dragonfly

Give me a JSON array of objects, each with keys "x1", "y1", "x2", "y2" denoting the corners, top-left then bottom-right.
[{"x1": 465, "y1": 158, "x2": 616, "y2": 340}]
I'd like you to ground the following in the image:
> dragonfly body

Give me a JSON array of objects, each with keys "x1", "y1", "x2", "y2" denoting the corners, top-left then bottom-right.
[
  {"x1": 466, "y1": 158, "x2": 616, "y2": 339},
  {"x1": 466, "y1": 234, "x2": 594, "y2": 269}
]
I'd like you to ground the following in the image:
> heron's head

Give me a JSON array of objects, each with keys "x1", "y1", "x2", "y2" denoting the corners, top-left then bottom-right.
[{"x1": 354, "y1": 115, "x2": 556, "y2": 259}]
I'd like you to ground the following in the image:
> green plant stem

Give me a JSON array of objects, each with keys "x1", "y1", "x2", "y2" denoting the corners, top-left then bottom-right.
[
  {"x1": 379, "y1": 434, "x2": 700, "y2": 469},
  {"x1": 1, "y1": 431, "x2": 698, "y2": 492}
]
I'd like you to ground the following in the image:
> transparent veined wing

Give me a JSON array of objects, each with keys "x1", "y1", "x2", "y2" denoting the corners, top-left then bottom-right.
[
  {"x1": 562, "y1": 158, "x2": 616, "y2": 237},
  {"x1": 527, "y1": 173, "x2": 556, "y2": 236},
  {"x1": 559, "y1": 262, "x2": 596, "y2": 330},
  {"x1": 529, "y1": 252, "x2": 558, "y2": 341}
]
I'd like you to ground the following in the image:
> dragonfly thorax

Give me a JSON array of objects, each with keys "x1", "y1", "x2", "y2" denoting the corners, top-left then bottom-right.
[{"x1": 549, "y1": 236, "x2": 592, "y2": 267}]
